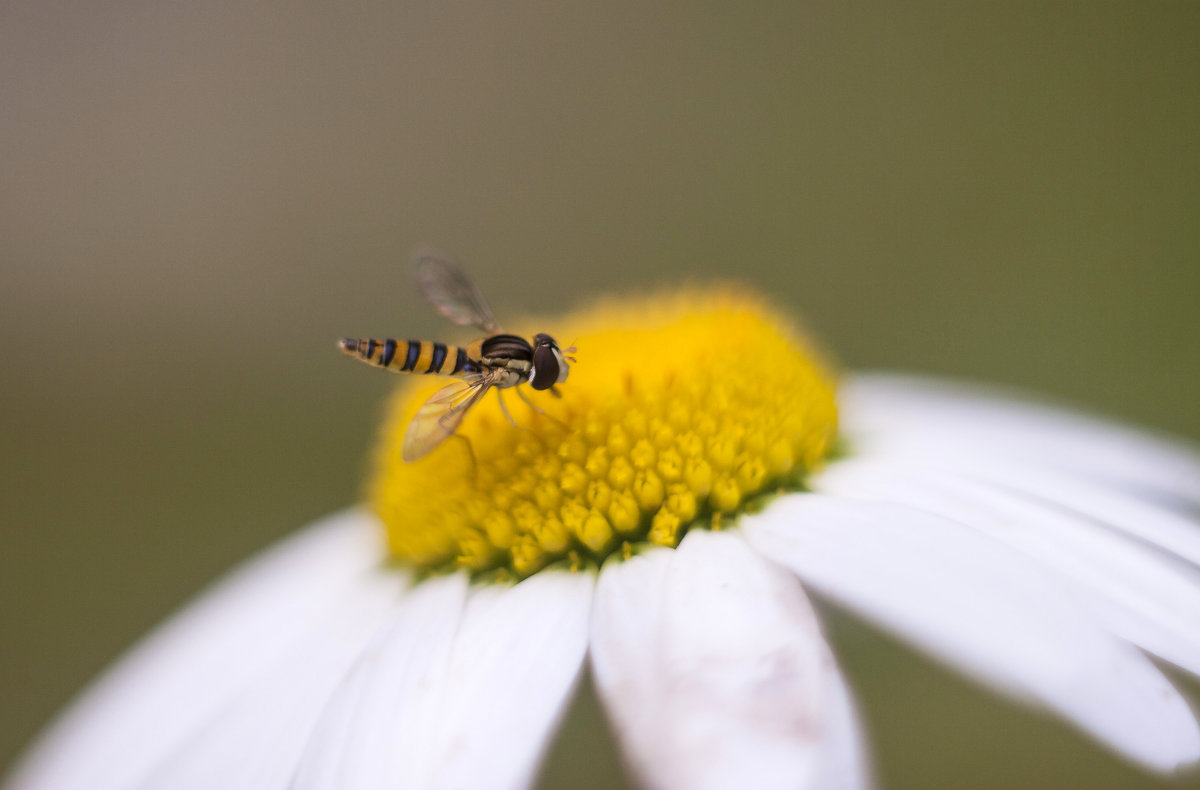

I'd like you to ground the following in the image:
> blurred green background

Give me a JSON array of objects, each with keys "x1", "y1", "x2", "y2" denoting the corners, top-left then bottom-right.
[{"x1": 2, "y1": 2, "x2": 1198, "y2": 788}]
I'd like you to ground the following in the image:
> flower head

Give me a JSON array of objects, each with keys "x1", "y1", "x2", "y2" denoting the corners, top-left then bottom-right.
[
  {"x1": 371, "y1": 287, "x2": 836, "y2": 576},
  {"x1": 7, "y1": 288, "x2": 1200, "y2": 790}
]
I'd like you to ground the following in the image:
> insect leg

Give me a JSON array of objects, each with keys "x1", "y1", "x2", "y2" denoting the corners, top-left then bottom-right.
[
  {"x1": 514, "y1": 386, "x2": 570, "y2": 430},
  {"x1": 495, "y1": 388, "x2": 519, "y2": 429},
  {"x1": 449, "y1": 434, "x2": 478, "y2": 476}
]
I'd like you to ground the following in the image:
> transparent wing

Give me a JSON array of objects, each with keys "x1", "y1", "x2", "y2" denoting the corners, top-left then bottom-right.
[
  {"x1": 402, "y1": 372, "x2": 497, "y2": 461},
  {"x1": 412, "y1": 246, "x2": 501, "y2": 334}
]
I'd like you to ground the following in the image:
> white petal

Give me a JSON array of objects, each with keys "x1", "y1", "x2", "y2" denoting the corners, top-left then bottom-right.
[
  {"x1": 291, "y1": 573, "x2": 467, "y2": 790},
  {"x1": 591, "y1": 529, "x2": 861, "y2": 790},
  {"x1": 428, "y1": 571, "x2": 593, "y2": 790},
  {"x1": 8, "y1": 509, "x2": 399, "y2": 790},
  {"x1": 841, "y1": 373, "x2": 1200, "y2": 506},
  {"x1": 293, "y1": 570, "x2": 593, "y2": 790},
  {"x1": 952, "y1": 459, "x2": 1200, "y2": 568},
  {"x1": 814, "y1": 459, "x2": 1200, "y2": 677},
  {"x1": 133, "y1": 570, "x2": 405, "y2": 790},
  {"x1": 840, "y1": 375, "x2": 1200, "y2": 568},
  {"x1": 810, "y1": 658, "x2": 875, "y2": 790},
  {"x1": 744, "y1": 495, "x2": 1200, "y2": 772}
]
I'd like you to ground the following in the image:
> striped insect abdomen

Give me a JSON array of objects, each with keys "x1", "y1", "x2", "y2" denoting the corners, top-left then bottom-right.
[{"x1": 338, "y1": 338, "x2": 475, "y2": 375}]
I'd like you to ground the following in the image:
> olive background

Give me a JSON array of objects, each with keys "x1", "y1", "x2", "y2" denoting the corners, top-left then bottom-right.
[{"x1": 2, "y1": 3, "x2": 1198, "y2": 788}]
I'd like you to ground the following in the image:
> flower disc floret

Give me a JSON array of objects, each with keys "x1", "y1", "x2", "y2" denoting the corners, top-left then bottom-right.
[{"x1": 369, "y1": 288, "x2": 838, "y2": 577}]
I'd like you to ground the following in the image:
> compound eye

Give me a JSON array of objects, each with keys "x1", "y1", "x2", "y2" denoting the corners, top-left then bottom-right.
[{"x1": 530, "y1": 345, "x2": 560, "y2": 390}]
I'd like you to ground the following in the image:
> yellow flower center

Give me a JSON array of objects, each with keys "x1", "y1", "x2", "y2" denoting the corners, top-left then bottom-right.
[{"x1": 369, "y1": 288, "x2": 837, "y2": 578}]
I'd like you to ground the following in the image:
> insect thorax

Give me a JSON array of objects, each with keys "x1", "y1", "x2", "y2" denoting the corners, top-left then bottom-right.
[
  {"x1": 471, "y1": 333, "x2": 531, "y2": 388},
  {"x1": 479, "y1": 334, "x2": 534, "y2": 362}
]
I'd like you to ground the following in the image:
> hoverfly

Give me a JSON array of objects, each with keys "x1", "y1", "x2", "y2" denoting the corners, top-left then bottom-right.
[{"x1": 339, "y1": 247, "x2": 573, "y2": 461}]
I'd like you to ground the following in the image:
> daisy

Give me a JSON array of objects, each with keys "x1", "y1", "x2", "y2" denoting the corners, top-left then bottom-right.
[{"x1": 7, "y1": 288, "x2": 1200, "y2": 790}]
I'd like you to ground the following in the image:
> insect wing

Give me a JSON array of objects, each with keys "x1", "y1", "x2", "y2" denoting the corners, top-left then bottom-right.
[
  {"x1": 412, "y1": 247, "x2": 501, "y2": 334},
  {"x1": 402, "y1": 373, "x2": 495, "y2": 461}
]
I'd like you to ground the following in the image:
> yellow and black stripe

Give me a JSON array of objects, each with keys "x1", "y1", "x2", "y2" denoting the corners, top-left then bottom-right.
[{"x1": 339, "y1": 338, "x2": 475, "y2": 375}]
